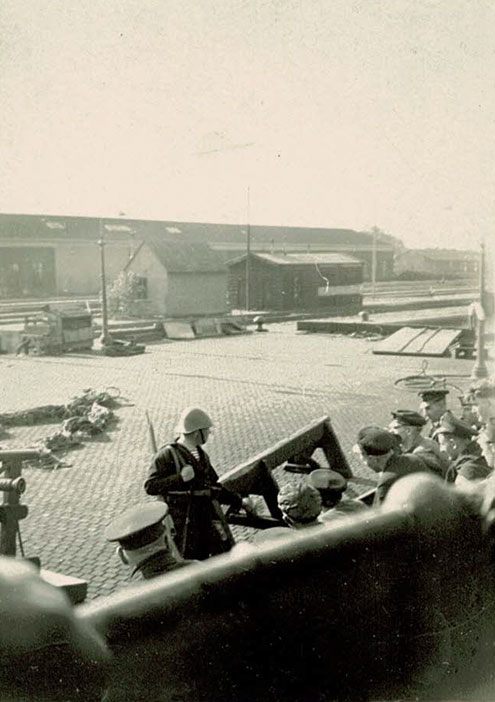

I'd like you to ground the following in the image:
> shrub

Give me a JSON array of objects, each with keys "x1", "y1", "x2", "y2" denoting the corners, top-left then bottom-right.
[{"x1": 107, "y1": 272, "x2": 143, "y2": 318}]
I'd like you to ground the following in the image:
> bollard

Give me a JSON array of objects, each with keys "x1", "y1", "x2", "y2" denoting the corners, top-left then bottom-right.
[
  {"x1": 0, "y1": 449, "x2": 39, "y2": 556},
  {"x1": 358, "y1": 310, "x2": 369, "y2": 322},
  {"x1": 253, "y1": 315, "x2": 268, "y2": 332}
]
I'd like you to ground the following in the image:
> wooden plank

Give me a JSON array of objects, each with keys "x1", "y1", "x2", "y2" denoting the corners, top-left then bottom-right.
[
  {"x1": 220, "y1": 416, "x2": 328, "y2": 487},
  {"x1": 373, "y1": 326, "x2": 464, "y2": 357},
  {"x1": 421, "y1": 328, "x2": 463, "y2": 356},
  {"x1": 372, "y1": 327, "x2": 426, "y2": 354},
  {"x1": 401, "y1": 327, "x2": 438, "y2": 354}
]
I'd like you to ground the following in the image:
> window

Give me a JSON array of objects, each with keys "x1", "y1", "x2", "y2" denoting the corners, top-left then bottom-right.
[{"x1": 134, "y1": 275, "x2": 148, "y2": 300}]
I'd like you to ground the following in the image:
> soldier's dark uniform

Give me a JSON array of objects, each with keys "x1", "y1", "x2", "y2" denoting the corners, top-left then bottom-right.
[
  {"x1": 374, "y1": 453, "x2": 431, "y2": 505},
  {"x1": 433, "y1": 414, "x2": 492, "y2": 484},
  {"x1": 356, "y1": 426, "x2": 433, "y2": 506},
  {"x1": 130, "y1": 549, "x2": 191, "y2": 582},
  {"x1": 105, "y1": 502, "x2": 195, "y2": 582},
  {"x1": 308, "y1": 468, "x2": 369, "y2": 523},
  {"x1": 145, "y1": 443, "x2": 242, "y2": 560},
  {"x1": 390, "y1": 409, "x2": 451, "y2": 481},
  {"x1": 418, "y1": 389, "x2": 450, "y2": 439}
]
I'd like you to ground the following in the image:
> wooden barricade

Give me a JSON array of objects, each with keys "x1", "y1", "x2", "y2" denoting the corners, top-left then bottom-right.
[{"x1": 220, "y1": 415, "x2": 352, "y2": 520}]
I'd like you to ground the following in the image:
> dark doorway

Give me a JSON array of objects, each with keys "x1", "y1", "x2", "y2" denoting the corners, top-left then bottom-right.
[{"x1": 0, "y1": 247, "x2": 56, "y2": 298}]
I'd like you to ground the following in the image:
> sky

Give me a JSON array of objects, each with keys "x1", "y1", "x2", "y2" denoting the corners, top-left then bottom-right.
[{"x1": 1, "y1": 0, "x2": 494, "y2": 250}]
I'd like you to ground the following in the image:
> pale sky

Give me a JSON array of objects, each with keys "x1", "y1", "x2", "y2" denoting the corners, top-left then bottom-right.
[{"x1": 1, "y1": 0, "x2": 494, "y2": 249}]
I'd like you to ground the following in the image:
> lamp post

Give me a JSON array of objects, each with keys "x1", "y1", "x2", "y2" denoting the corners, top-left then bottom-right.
[
  {"x1": 471, "y1": 239, "x2": 489, "y2": 379},
  {"x1": 245, "y1": 186, "x2": 251, "y2": 311},
  {"x1": 98, "y1": 220, "x2": 111, "y2": 345}
]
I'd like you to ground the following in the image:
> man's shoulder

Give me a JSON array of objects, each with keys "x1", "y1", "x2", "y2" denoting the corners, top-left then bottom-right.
[
  {"x1": 132, "y1": 551, "x2": 194, "y2": 581},
  {"x1": 154, "y1": 443, "x2": 182, "y2": 460},
  {"x1": 391, "y1": 453, "x2": 427, "y2": 471},
  {"x1": 455, "y1": 453, "x2": 491, "y2": 481}
]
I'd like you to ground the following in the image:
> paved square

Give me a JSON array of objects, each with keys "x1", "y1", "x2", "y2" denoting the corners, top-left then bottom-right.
[{"x1": 0, "y1": 323, "x2": 474, "y2": 598}]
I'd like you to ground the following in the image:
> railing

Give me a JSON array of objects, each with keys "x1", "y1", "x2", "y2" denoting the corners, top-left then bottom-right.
[{"x1": 66, "y1": 474, "x2": 495, "y2": 702}]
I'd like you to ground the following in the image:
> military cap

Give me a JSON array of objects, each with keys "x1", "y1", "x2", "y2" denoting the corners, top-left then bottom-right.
[
  {"x1": 432, "y1": 413, "x2": 476, "y2": 440},
  {"x1": 105, "y1": 502, "x2": 169, "y2": 550},
  {"x1": 357, "y1": 426, "x2": 398, "y2": 455},
  {"x1": 308, "y1": 469, "x2": 347, "y2": 495},
  {"x1": 418, "y1": 388, "x2": 449, "y2": 402},
  {"x1": 277, "y1": 482, "x2": 322, "y2": 523},
  {"x1": 391, "y1": 410, "x2": 427, "y2": 427}
]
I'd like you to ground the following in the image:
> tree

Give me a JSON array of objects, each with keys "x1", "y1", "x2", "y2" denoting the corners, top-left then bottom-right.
[{"x1": 107, "y1": 271, "x2": 143, "y2": 318}]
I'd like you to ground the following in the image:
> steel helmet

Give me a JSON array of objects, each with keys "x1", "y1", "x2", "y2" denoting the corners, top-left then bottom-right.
[
  {"x1": 175, "y1": 407, "x2": 213, "y2": 434},
  {"x1": 277, "y1": 482, "x2": 322, "y2": 523}
]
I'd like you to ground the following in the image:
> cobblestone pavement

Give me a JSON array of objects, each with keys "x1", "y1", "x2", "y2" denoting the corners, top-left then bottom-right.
[{"x1": 0, "y1": 323, "x2": 476, "y2": 599}]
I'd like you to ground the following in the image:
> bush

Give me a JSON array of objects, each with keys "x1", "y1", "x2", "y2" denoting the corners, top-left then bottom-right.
[{"x1": 107, "y1": 272, "x2": 143, "y2": 318}]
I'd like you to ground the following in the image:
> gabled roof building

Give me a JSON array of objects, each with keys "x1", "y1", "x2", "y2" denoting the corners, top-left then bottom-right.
[
  {"x1": 124, "y1": 236, "x2": 227, "y2": 316},
  {"x1": 227, "y1": 251, "x2": 363, "y2": 311},
  {"x1": 0, "y1": 213, "x2": 394, "y2": 300}
]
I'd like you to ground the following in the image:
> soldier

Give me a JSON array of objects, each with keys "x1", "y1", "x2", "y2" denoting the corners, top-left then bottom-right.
[
  {"x1": 471, "y1": 380, "x2": 495, "y2": 470},
  {"x1": 356, "y1": 426, "x2": 431, "y2": 505},
  {"x1": 144, "y1": 407, "x2": 245, "y2": 560},
  {"x1": 433, "y1": 413, "x2": 492, "y2": 487},
  {"x1": 307, "y1": 468, "x2": 368, "y2": 523},
  {"x1": 418, "y1": 388, "x2": 450, "y2": 438},
  {"x1": 105, "y1": 502, "x2": 196, "y2": 582},
  {"x1": 277, "y1": 481, "x2": 323, "y2": 529},
  {"x1": 389, "y1": 409, "x2": 451, "y2": 480}
]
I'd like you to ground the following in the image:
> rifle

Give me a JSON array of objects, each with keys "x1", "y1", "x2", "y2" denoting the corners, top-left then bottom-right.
[
  {"x1": 145, "y1": 410, "x2": 158, "y2": 453},
  {"x1": 144, "y1": 412, "x2": 182, "y2": 560}
]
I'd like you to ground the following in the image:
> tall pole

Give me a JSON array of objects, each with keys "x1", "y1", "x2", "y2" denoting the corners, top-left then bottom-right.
[
  {"x1": 98, "y1": 220, "x2": 110, "y2": 344},
  {"x1": 371, "y1": 226, "x2": 377, "y2": 299},
  {"x1": 245, "y1": 186, "x2": 251, "y2": 311},
  {"x1": 471, "y1": 239, "x2": 489, "y2": 379}
]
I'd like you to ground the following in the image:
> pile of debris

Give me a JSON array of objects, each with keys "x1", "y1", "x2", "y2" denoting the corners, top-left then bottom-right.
[{"x1": 0, "y1": 388, "x2": 123, "y2": 468}]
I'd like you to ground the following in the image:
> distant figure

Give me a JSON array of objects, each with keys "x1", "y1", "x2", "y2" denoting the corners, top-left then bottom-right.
[
  {"x1": 277, "y1": 481, "x2": 322, "y2": 529},
  {"x1": 356, "y1": 426, "x2": 431, "y2": 505},
  {"x1": 307, "y1": 468, "x2": 368, "y2": 523},
  {"x1": 433, "y1": 414, "x2": 492, "y2": 487},
  {"x1": 471, "y1": 380, "x2": 495, "y2": 470},
  {"x1": 418, "y1": 388, "x2": 450, "y2": 438},
  {"x1": 144, "y1": 407, "x2": 245, "y2": 560},
  {"x1": 459, "y1": 392, "x2": 483, "y2": 431},
  {"x1": 105, "y1": 502, "x2": 196, "y2": 582},
  {"x1": 389, "y1": 409, "x2": 451, "y2": 480}
]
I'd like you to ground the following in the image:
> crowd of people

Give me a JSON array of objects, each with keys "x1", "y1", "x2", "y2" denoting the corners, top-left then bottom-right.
[
  {"x1": 1, "y1": 376, "x2": 494, "y2": 700},
  {"x1": 102, "y1": 377, "x2": 495, "y2": 582}
]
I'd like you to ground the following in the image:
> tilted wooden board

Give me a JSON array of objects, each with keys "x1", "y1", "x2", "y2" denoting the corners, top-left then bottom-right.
[{"x1": 372, "y1": 326, "x2": 463, "y2": 357}]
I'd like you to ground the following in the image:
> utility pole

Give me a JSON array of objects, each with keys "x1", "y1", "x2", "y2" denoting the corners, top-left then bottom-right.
[
  {"x1": 471, "y1": 239, "x2": 489, "y2": 379},
  {"x1": 371, "y1": 226, "x2": 378, "y2": 299},
  {"x1": 98, "y1": 220, "x2": 111, "y2": 345},
  {"x1": 245, "y1": 186, "x2": 251, "y2": 311}
]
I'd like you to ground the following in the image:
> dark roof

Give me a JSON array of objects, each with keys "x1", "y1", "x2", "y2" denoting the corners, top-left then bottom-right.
[
  {"x1": 399, "y1": 248, "x2": 478, "y2": 261},
  {"x1": 127, "y1": 237, "x2": 226, "y2": 274},
  {"x1": 0, "y1": 213, "x2": 394, "y2": 250},
  {"x1": 420, "y1": 248, "x2": 479, "y2": 261},
  {"x1": 229, "y1": 252, "x2": 363, "y2": 267}
]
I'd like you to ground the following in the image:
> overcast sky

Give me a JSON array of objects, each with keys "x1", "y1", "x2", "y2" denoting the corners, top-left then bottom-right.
[{"x1": 1, "y1": 0, "x2": 493, "y2": 249}]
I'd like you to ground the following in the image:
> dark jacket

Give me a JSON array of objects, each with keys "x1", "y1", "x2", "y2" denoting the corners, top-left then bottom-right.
[
  {"x1": 144, "y1": 442, "x2": 241, "y2": 560},
  {"x1": 130, "y1": 550, "x2": 195, "y2": 582},
  {"x1": 452, "y1": 443, "x2": 492, "y2": 482},
  {"x1": 374, "y1": 454, "x2": 432, "y2": 506}
]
